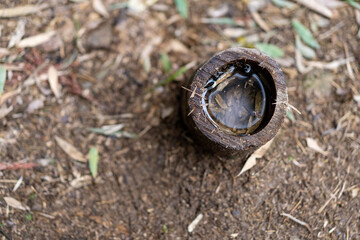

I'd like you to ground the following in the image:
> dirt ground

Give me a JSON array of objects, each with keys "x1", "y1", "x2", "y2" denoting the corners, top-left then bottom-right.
[{"x1": 0, "y1": 0, "x2": 360, "y2": 239}]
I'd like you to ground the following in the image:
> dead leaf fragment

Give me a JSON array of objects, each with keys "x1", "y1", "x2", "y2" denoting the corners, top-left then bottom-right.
[
  {"x1": 17, "y1": 31, "x2": 56, "y2": 48},
  {"x1": 223, "y1": 28, "x2": 249, "y2": 38},
  {"x1": 0, "y1": 105, "x2": 13, "y2": 119},
  {"x1": 207, "y1": 4, "x2": 229, "y2": 18},
  {"x1": 8, "y1": 19, "x2": 26, "y2": 48},
  {"x1": 85, "y1": 22, "x2": 113, "y2": 49},
  {"x1": 188, "y1": 213, "x2": 203, "y2": 233},
  {"x1": 48, "y1": 66, "x2": 61, "y2": 98},
  {"x1": 295, "y1": 0, "x2": 333, "y2": 18},
  {"x1": 128, "y1": 0, "x2": 158, "y2": 12},
  {"x1": 55, "y1": 136, "x2": 86, "y2": 162},
  {"x1": 0, "y1": 48, "x2": 10, "y2": 58},
  {"x1": 26, "y1": 99, "x2": 44, "y2": 113},
  {"x1": 165, "y1": 39, "x2": 189, "y2": 54},
  {"x1": 92, "y1": 0, "x2": 110, "y2": 18},
  {"x1": 4, "y1": 196, "x2": 29, "y2": 211},
  {"x1": 0, "y1": 4, "x2": 48, "y2": 18},
  {"x1": 306, "y1": 138, "x2": 328, "y2": 156},
  {"x1": 354, "y1": 95, "x2": 360, "y2": 103},
  {"x1": 237, "y1": 138, "x2": 274, "y2": 176},
  {"x1": 0, "y1": 87, "x2": 21, "y2": 106}
]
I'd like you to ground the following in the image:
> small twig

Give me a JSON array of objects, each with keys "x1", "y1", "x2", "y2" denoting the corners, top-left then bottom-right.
[
  {"x1": 250, "y1": 11, "x2": 270, "y2": 32},
  {"x1": 32, "y1": 60, "x2": 52, "y2": 95},
  {"x1": 319, "y1": 22, "x2": 344, "y2": 40},
  {"x1": 0, "y1": 162, "x2": 38, "y2": 171},
  {"x1": 0, "y1": 227, "x2": 11, "y2": 240},
  {"x1": 288, "y1": 103, "x2": 301, "y2": 115},
  {"x1": 338, "y1": 181, "x2": 347, "y2": 199},
  {"x1": 344, "y1": 43, "x2": 355, "y2": 81},
  {"x1": 0, "y1": 179, "x2": 18, "y2": 183},
  {"x1": 281, "y1": 212, "x2": 312, "y2": 232},
  {"x1": 318, "y1": 186, "x2": 341, "y2": 213},
  {"x1": 267, "y1": 209, "x2": 273, "y2": 230},
  {"x1": 187, "y1": 107, "x2": 195, "y2": 116},
  {"x1": 138, "y1": 125, "x2": 152, "y2": 138},
  {"x1": 181, "y1": 86, "x2": 204, "y2": 99},
  {"x1": 295, "y1": 135, "x2": 307, "y2": 154},
  {"x1": 284, "y1": 198, "x2": 303, "y2": 223},
  {"x1": 34, "y1": 211, "x2": 55, "y2": 219}
]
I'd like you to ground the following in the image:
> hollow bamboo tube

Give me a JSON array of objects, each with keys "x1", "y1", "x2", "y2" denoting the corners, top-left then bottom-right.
[{"x1": 181, "y1": 47, "x2": 288, "y2": 174}]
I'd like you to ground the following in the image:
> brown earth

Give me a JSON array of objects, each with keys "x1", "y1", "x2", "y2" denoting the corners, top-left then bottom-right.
[{"x1": 0, "y1": 0, "x2": 359, "y2": 239}]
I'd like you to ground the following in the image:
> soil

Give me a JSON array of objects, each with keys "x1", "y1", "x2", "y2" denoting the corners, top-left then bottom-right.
[{"x1": 0, "y1": 0, "x2": 359, "y2": 239}]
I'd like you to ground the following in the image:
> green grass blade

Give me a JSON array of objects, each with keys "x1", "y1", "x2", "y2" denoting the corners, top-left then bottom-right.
[
  {"x1": 254, "y1": 43, "x2": 284, "y2": 58},
  {"x1": 108, "y1": 2, "x2": 128, "y2": 11},
  {"x1": 155, "y1": 64, "x2": 189, "y2": 87},
  {"x1": 272, "y1": 0, "x2": 295, "y2": 8},
  {"x1": 292, "y1": 19, "x2": 320, "y2": 49},
  {"x1": 0, "y1": 66, "x2": 6, "y2": 96},
  {"x1": 346, "y1": 0, "x2": 360, "y2": 10},
  {"x1": 89, "y1": 147, "x2": 99, "y2": 178},
  {"x1": 174, "y1": 0, "x2": 188, "y2": 18},
  {"x1": 201, "y1": 18, "x2": 237, "y2": 26},
  {"x1": 286, "y1": 109, "x2": 295, "y2": 122},
  {"x1": 295, "y1": 36, "x2": 316, "y2": 59},
  {"x1": 160, "y1": 53, "x2": 171, "y2": 73}
]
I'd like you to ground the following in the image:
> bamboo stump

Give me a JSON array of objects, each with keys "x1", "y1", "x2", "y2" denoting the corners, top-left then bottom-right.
[{"x1": 182, "y1": 47, "x2": 288, "y2": 175}]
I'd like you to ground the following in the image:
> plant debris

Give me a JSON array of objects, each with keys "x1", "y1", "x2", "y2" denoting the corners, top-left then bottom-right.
[{"x1": 0, "y1": 0, "x2": 359, "y2": 238}]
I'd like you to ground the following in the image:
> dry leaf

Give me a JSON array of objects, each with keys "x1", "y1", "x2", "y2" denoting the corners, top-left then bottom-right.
[
  {"x1": 165, "y1": 39, "x2": 189, "y2": 54},
  {"x1": 0, "y1": 87, "x2": 21, "y2": 106},
  {"x1": 0, "y1": 105, "x2": 13, "y2": 119},
  {"x1": 316, "y1": 0, "x2": 345, "y2": 9},
  {"x1": 295, "y1": 0, "x2": 333, "y2": 18},
  {"x1": 92, "y1": 0, "x2": 110, "y2": 18},
  {"x1": 128, "y1": 0, "x2": 158, "y2": 12},
  {"x1": 354, "y1": 95, "x2": 360, "y2": 103},
  {"x1": 0, "y1": 4, "x2": 48, "y2": 18},
  {"x1": 188, "y1": 213, "x2": 203, "y2": 233},
  {"x1": 237, "y1": 138, "x2": 274, "y2": 176},
  {"x1": 26, "y1": 99, "x2": 44, "y2": 113},
  {"x1": 0, "y1": 48, "x2": 10, "y2": 58},
  {"x1": 207, "y1": 4, "x2": 229, "y2": 18},
  {"x1": 13, "y1": 176, "x2": 23, "y2": 192},
  {"x1": 17, "y1": 31, "x2": 56, "y2": 48},
  {"x1": 8, "y1": 19, "x2": 26, "y2": 48},
  {"x1": 307, "y1": 57, "x2": 354, "y2": 70},
  {"x1": 4, "y1": 196, "x2": 29, "y2": 211},
  {"x1": 306, "y1": 138, "x2": 328, "y2": 156},
  {"x1": 55, "y1": 136, "x2": 86, "y2": 162},
  {"x1": 250, "y1": 11, "x2": 270, "y2": 32},
  {"x1": 140, "y1": 37, "x2": 162, "y2": 72},
  {"x1": 223, "y1": 28, "x2": 248, "y2": 38},
  {"x1": 48, "y1": 66, "x2": 61, "y2": 98}
]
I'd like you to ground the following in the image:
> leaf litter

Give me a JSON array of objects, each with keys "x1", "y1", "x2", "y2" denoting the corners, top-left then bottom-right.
[
  {"x1": 0, "y1": 66, "x2": 6, "y2": 96},
  {"x1": 92, "y1": 0, "x2": 109, "y2": 18},
  {"x1": 0, "y1": 4, "x2": 48, "y2": 18},
  {"x1": 4, "y1": 197, "x2": 30, "y2": 211},
  {"x1": 89, "y1": 147, "x2": 99, "y2": 178},
  {"x1": 17, "y1": 31, "x2": 57, "y2": 48},
  {"x1": 55, "y1": 136, "x2": 87, "y2": 162},
  {"x1": 237, "y1": 138, "x2": 274, "y2": 176},
  {"x1": 47, "y1": 66, "x2": 61, "y2": 99},
  {"x1": 89, "y1": 124, "x2": 137, "y2": 138},
  {"x1": 306, "y1": 137, "x2": 328, "y2": 156},
  {"x1": 255, "y1": 43, "x2": 284, "y2": 58},
  {"x1": 174, "y1": 0, "x2": 188, "y2": 18},
  {"x1": 0, "y1": 0, "x2": 359, "y2": 238},
  {"x1": 292, "y1": 19, "x2": 320, "y2": 49}
]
